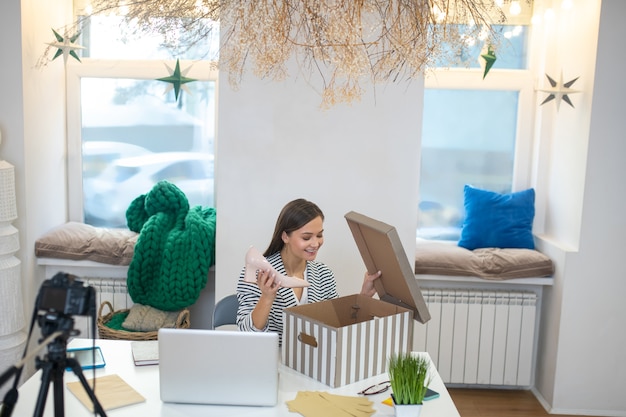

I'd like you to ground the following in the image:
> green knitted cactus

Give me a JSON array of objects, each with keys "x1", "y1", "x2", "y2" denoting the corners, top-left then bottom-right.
[{"x1": 126, "y1": 180, "x2": 216, "y2": 311}]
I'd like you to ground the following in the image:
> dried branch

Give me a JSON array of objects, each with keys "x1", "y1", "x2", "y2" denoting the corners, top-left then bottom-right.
[{"x1": 54, "y1": 0, "x2": 508, "y2": 107}]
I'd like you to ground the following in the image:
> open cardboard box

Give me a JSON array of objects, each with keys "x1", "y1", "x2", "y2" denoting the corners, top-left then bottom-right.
[
  {"x1": 345, "y1": 210, "x2": 431, "y2": 324},
  {"x1": 281, "y1": 211, "x2": 431, "y2": 387}
]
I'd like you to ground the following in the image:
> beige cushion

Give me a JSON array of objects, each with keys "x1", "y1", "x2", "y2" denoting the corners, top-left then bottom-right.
[
  {"x1": 35, "y1": 222, "x2": 138, "y2": 265},
  {"x1": 415, "y1": 241, "x2": 554, "y2": 280},
  {"x1": 122, "y1": 304, "x2": 182, "y2": 332}
]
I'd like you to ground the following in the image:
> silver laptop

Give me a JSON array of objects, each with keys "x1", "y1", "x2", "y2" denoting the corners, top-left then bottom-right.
[{"x1": 158, "y1": 328, "x2": 280, "y2": 406}]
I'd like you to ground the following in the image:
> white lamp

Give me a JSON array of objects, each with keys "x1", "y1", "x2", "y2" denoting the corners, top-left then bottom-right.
[
  {"x1": 0, "y1": 129, "x2": 27, "y2": 400},
  {"x1": 0, "y1": 161, "x2": 17, "y2": 225}
]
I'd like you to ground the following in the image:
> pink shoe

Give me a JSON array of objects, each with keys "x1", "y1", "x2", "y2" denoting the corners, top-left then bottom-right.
[{"x1": 244, "y1": 246, "x2": 310, "y2": 288}]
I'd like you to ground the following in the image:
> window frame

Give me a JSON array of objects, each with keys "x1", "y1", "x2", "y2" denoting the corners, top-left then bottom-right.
[{"x1": 65, "y1": 59, "x2": 218, "y2": 224}]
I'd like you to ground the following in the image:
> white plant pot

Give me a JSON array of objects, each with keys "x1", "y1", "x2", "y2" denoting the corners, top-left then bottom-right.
[{"x1": 392, "y1": 395, "x2": 423, "y2": 417}]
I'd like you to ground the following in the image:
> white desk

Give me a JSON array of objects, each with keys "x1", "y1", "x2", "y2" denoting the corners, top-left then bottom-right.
[{"x1": 12, "y1": 338, "x2": 460, "y2": 417}]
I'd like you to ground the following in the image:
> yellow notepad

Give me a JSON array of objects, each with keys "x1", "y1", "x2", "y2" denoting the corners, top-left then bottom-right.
[
  {"x1": 66, "y1": 374, "x2": 145, "y2": 412},
  {"x1": 286, "y1": 391, "x2": 375, "y2": 417}
]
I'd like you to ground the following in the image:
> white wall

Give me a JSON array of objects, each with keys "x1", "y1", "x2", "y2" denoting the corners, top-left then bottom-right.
[
  {"x1": 19, "y1": 0, "x2": 72, "y2": 305},
  {"x1": 0, "y1": 0, "x2": 26, "y2": 215},
  {"x1": 215, "y1": 63, "x2": 424, "y2": 302},
  {"x1": 530, "y1": 2, "x2": 601, "y2": 410},
  {"x1": 533, "y1": 0, "x2": 626, "y2": 415},
  {"x1": 531, "y1": 0, "x2": 599, "y2": 249},
  {"x1": 551, "y1": 0, "x2": 626, "y2": 414},
  {"x1": 1, "y1": 0, "x2": 70, "y2": 320}
]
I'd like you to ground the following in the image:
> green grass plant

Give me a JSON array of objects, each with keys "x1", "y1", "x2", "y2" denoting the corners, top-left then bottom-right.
[{"x1": 388, "y1": 353, "x2": 431, "y2": 405}]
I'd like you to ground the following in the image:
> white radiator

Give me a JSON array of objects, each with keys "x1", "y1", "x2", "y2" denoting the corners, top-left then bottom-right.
[
  {"x1": 74, "y1": 278, "x2": 133, "y2": 339},
  {"x1": 413, "y1": 289, "x2": 537, "y2": 387}
]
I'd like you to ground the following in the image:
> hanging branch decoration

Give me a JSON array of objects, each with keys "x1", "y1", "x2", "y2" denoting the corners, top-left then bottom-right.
[
  {"x1": 538, "y1": 72, "x2": 581, "y2": 110},
  {"x1": 54, "y1": 0, "x2": 521, "y2": 107},
  {"x1": 481, "y1": 45, "x2": 497, "y2": 79},
  {"x1": 46, "y1": 29, "x2": 85, "y2": 64},
  {"x1": 217, "y1": 0, "x2": 507, "y2": 107},
  {"x1": 156, "y1": 59, "x2": 197, "y2": 101}
]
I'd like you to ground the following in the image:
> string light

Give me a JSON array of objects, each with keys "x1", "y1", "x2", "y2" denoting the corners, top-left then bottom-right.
[
  {"x1": 509, "y1": 1, "x2": 522, "y2": 16},
  {"x1": 531, "y1": 13, "x2": 542, "y2": 25}
]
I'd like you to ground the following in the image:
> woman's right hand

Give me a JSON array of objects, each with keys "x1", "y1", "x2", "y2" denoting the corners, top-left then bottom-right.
[
  {"x1": 251, "y1": 269, "x2": 279, "y2": 330},
  {"x1": 257, "y1": 269, "x2": 279, "y2": 298}
]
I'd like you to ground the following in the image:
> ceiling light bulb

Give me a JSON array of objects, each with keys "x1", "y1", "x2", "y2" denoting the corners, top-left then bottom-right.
[
  {"x1": 432, "y1": 5, "x2": 446, "y2": 23},
  {"x1": 509, "y1": 1, "x2": 522, "y2": 16},
  {"x1": 561, "y1": 0, "x2": 573, "y2": 10}
]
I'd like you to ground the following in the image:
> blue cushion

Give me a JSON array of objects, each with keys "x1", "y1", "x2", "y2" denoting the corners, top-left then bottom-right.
[{"x1": 458, "y1": 185, "x2": 535, "y2": 250}]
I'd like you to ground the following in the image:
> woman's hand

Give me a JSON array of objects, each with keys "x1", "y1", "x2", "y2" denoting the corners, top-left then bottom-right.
[
  {"x1": 360, "y1": 270, "x2": 382, "y2": 297},
  {"x1": 251, "y1": 269, "x2": 279, "y2": 330},
  {"x1": 257, "y1": 269, "x2": 280, "y2": 298}
]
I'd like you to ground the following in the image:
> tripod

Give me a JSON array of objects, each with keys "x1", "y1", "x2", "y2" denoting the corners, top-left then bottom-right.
[
  {"x1": 32, "y1": 329, "x2": 107, "y2": 417},
  {"x1": 0, "y1": 272, "x2": 105, "y2": 417},
  {"x1": 0, "y1": 312, "x2": 107, "y2": 417}
]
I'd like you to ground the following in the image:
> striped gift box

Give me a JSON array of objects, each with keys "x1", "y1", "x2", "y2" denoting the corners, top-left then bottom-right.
[{"x1": 282, "y1": 294, "x2": 414, "y2": 387}]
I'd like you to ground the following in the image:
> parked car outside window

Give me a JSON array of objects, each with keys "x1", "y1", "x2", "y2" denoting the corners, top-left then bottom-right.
[{"x1": 83, "y1": 152, "x2": 214, "y2": 228}]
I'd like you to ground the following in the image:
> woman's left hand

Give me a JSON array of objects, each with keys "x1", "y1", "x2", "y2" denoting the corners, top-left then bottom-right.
[{"x1": 360, "y1": 270, "x2": 382, "y2": 297}]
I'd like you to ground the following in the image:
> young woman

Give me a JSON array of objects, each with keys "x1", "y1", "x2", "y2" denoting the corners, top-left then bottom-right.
[{"x1": 236, "y1": 198, "x2": 381, "y2": 345}]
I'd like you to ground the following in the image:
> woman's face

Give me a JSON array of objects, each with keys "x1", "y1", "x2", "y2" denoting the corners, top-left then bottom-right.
[{"x1": 281, "y1": 216, "x2": 324, "y2": 262}]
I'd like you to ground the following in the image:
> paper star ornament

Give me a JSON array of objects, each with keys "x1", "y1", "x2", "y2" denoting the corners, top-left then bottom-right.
[
  {"x1": 47, "y1": 29, "x2": 84, "y2": 63},
  {"x1": 538, "y1": 72, "x2": 581, "y2": 110},
  {"x1": 480, "y1": 45, "x2": 497, "y2": 79},
  {"x1": 156, "y1": 59, "x2": 197, "y2": 100}
]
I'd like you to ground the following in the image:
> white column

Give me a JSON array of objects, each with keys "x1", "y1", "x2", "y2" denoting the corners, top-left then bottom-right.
[{"x1": 0, "y1": 136, "x2": 28, "y2": 398}]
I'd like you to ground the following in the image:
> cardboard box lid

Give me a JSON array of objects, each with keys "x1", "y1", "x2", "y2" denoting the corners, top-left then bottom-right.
[{"x1": 345, "y1": 211, "x2": 431, "y2": 324}]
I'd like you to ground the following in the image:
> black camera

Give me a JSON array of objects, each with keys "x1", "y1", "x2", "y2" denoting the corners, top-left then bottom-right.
[{"x1": 37, "y1": 272, "x2": 95, "y2": 317}]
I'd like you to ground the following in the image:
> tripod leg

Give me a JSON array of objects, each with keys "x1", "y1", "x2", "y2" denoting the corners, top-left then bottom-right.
[
  {"x1": 33, "y1": 362, "x2": 53, "y2": 417},
  {"x1": 52, "y1": 364, "x2": 65, "y2": 417},
  {"x1": 66, "y1": 358, "x2": 107, "y2": 417}
]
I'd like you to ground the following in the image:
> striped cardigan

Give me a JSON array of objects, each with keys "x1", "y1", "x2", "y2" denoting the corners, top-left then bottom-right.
[{"x1": 236, "y1": 251, "x2": 338, "y2": 345}]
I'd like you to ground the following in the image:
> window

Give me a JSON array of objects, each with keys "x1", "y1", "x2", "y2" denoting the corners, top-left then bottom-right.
[
  {"x1": 418, "y1": 25, "x2": 534, "y2": 241},
  {"x1": 67, "y1": 12, "x2": 219, "y2": 228}
]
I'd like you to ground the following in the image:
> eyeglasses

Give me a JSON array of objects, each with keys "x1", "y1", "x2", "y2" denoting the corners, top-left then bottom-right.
[{"x1": 358, "y1": 380, "x2": 390, "y2": 395}]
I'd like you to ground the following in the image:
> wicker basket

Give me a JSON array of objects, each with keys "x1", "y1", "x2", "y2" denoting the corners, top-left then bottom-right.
[{"x1": 97, "y1": 301, "x2": 191, "y2": 341}]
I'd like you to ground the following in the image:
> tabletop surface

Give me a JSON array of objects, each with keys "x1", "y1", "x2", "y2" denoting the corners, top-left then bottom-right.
[{"x1": 10, "y1": 337, "x2": 460, "y2": 417}]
